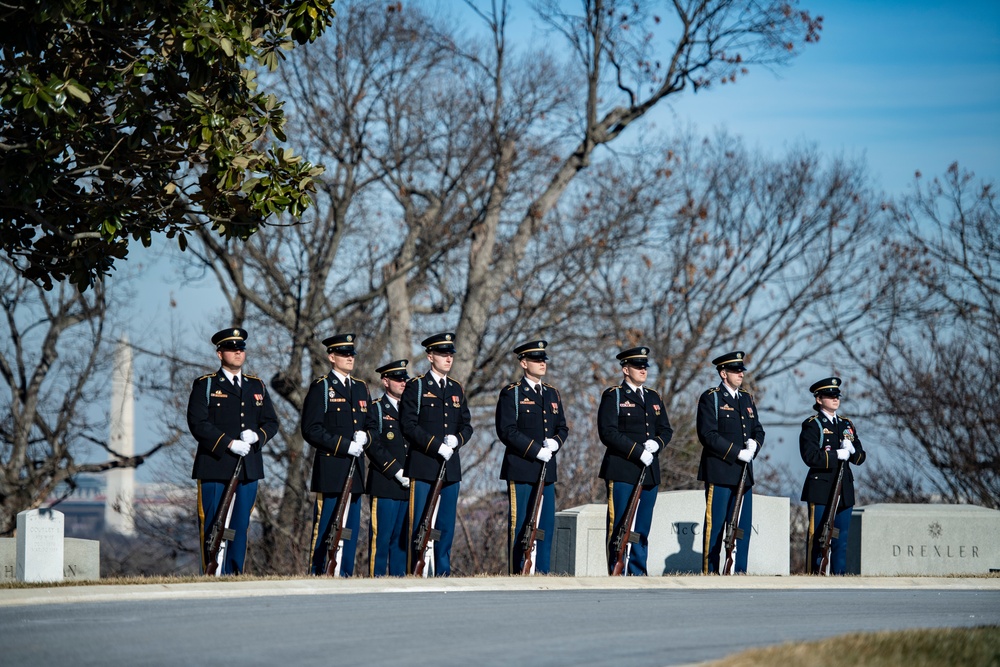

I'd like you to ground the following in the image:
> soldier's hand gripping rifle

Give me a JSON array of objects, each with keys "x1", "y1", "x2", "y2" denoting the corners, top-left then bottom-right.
[
  {"x1": 205, "y1": 457, "x2": 244, "y2": 576},
  {"x1": 412, "y1": 458, "x2": 448, "y2": 577},
  {"x1": 722, "y1": 461, "x2": 749, "y2": 575},
  {"x1": 520, "y1": 460, "x2": 548, "y2": 575},
  {"x1": 610, "y1": 465, "x2": 647, "y2": 576},
  {"x1": 324, "y1": 455, "x2": 357, "y2": 576}
]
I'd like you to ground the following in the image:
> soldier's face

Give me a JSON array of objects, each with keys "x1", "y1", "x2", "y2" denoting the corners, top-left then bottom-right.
[
  {"x1": 382, "y1": 376, "x2": 407, "y2": 400},
  {"x1": 217, "y1": 348, "x2": 246, "y2": 372},
  {"x1": 818, "y1": 395, "x2": 840, "y2": 411},
  {"x1": 520, "y1": 358, "x2": 547, "y2": 380},
  {"x1": 721, "y1": 369, "x2": 744, "y2": 390},
  {"x1": 330, "y1": 351, "x2": 355, "y2": 375},
  {"x1": 623, "y1": 364, "x2": 648, "y2": 386},
  {"x1": 428, "y1": 351, "x2": 453, "y2": 375}
]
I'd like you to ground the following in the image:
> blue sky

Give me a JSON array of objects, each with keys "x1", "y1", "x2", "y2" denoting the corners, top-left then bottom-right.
[{"x1": 655, "y1": 0, "x2": 1000, "y2": 194}]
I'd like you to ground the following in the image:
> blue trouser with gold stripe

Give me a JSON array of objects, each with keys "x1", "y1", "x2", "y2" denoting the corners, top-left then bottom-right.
[
  {"x1": 369, "y1": 496, "x2": 408, "y2": 577},
  {"x1": 508, "y1": 481, "x2": 556, "y2": 575},
  {"x1": 606, "y1": 481, "x2": 657, "y2": 576},
  {"x1": 309, "y1": 492, "x2": 362, "y2": 576},
  {"x1": 408, "y1": 479, "x2": 460, "y2": 576},
  {"x1": 198, "y1": 479, "x2": 258, "y2": 575},
  {"x1": 807, "y1": 503, "x2": 852, "y2": 574},
  {"x1": 703, "y1": 483, "x2": 753, "y2": 574}
]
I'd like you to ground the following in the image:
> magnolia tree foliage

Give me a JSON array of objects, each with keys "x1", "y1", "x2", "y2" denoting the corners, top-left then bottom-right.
[{"x1": 0, "y1": 0, "x2": 334, "y2": 290}]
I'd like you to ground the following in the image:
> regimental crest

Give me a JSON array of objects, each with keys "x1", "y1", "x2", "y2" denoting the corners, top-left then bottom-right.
[{"x1": 928, "y1": 521, "x2": 942, "y2": 539}]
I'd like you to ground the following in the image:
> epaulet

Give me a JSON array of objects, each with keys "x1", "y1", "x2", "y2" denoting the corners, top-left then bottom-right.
[
  {"x1": 840, "y1": 415, "x2": 852, "y2": 423},
  {"x1": 504, "y1": 382, "x2": 519, "y2": 390},
  {"x1": 450, "y1": 377, "x2": 464, "y2": 389},
  {"x1": 804, "y1": 415, "x2": 818, "y2": 424},
  {"x1": 740, "y1": 389, "x2": 755, "y2": 398},
  {"x1": 313, "y1": 375, "x2": 328, "y2": 384},
  {"x1": 542, "y1": 381, "x2": 556, "y2": 388},
  {"x1": 196, "y1": 372, "x2": 217, "y2": 381},
  {"x1": 244, "y1": 373, "x2": 261, "y2": 380},
  {"x1": 707, "y1": 387, "x2": 720, "y2": 394},
  {"x1": 604, "y1": 384, "x2": 622, "y2": 394},
  {"x1": 351, "y1": 376, "x2": 368, "y2": 387},
  {"x1": 406, "y1": 375, "x2": 424, "y2": 384}
]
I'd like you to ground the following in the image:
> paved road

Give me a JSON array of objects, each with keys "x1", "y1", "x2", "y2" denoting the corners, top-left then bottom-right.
[{"x1": 3, "y1": 578, "x2": 998, "y2": 666}]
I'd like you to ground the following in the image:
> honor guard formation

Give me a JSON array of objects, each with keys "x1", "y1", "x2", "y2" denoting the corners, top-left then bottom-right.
[{"x1": 189, "y1": 329, "x2": 865, "y2": 578}]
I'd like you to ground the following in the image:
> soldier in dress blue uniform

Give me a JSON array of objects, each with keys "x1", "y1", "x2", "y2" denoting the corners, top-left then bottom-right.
[
  {"x1": 301, "y1": 333, "x2": 378, "y2": 576},
  {"x1": 598, "y1": 346, "x2": 673, "y2": 576},
  {"x1": 365, "y1": 359, "x2": 412, "y2": 577},
  {"x1": 696, "y1": 350, "x2": 766, "y2": 574},
  {"x1": 400, "y1": 332, "x2": 474, "y2": 576},
  {"x1": 495, "y1": 340, "x2": 569, "y2": 575},
  {"x1": 188, "y1": 328, "x2": 279, "y2": 575},
  {"x1": 800, "y1": 377, "x2": 866, "y2": 575}
]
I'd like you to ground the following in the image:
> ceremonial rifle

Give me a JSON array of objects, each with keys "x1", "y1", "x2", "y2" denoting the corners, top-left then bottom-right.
[
  {"x1": 413, "y1": 458, "x2": 448, "y2": 577},
  {"x1": 818, "y1": 459, "x2": 848, "y2": 576},
  {"x1": 205, "y1": 457, "x2": 244, "y2": 576},
  {"x1": 722, "y1": 461, "x2": 749, "y2": 575},
  {"x1": 324, "y1": 455, "x2": 357, "y2": 576},
  {"x1": 520, "y1": 460, "x2": 548, "y2": 575},
  {"x1": 610, "y1": 465, "x2": 647, "y2": 576}
]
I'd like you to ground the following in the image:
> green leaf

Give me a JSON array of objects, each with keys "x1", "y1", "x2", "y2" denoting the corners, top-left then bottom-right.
[{"x1": 65, "y1": 81, "x2": 91, "y2": 103}]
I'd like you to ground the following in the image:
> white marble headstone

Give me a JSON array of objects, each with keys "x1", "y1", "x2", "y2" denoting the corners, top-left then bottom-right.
[{"x1": 16, "y1": 508, "x2": 65, "y2": 583}]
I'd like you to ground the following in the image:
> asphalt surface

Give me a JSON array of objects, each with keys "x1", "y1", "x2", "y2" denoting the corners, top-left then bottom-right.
[{"x1": 3, "y1": 576, "x2": 998, "y2": 666}]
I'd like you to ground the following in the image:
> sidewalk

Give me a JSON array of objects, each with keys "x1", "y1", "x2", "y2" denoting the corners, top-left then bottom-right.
[{"x1": 2, "y1": 574, "x2": 997, "y2": 607}]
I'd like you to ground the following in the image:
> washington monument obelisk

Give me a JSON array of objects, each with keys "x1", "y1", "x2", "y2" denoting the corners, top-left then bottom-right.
[{"x1": 106, "y1": 336, "x2": 136, "y2": 535}]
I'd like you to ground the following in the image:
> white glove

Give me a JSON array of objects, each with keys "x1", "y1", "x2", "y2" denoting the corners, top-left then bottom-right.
[
  {"x1": 745, "y1": 438, "x2": 759, "y2": 454},
  {"x1": 443, "y1": 434, "x2": 458, "y2": 448},
  {"x1": 836, "y1": 447, "x2": 850, "y2": 461},
  {"x1": 394, "y1": 470, "x2": 410, "y2": 489},
  {"x1": 639, "y1": 450, "x2": 654, "y2": 466},
  {"x1": 643, "y1": 439, "x2": 659, "y2": 454},
  {"x1": 240, "y1": 429, "x2": 259, "y2": 445},
  {"x1": 536, "y1": 447, "x2": 552, "y2": 462},
  {"x1": 229, "y1": 440, "x2": 251, "y2": 457},
  {"x1": 841, "y1": 438, "x2": 856, "y2": 455},
  {"x1": 737, "y1": 448, "x2": 754, "y2": 463},
  {"x1": 352, "y1": 431, "x2": 368, "y2": 446},
  {"x1": 543, "y1": 438, "x2": 560, "y2": 452},
  {"x1": 347, "y1": 440, "x2": 364, "y2": 457},
  {"x1": 438, "y1": 443, "x2": 454, "y2": 461}
]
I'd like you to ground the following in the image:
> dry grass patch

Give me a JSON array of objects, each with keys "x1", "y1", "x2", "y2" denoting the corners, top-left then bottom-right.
[{"x1": 703, "y1": 626, "x2": 1000, "y2": 667}]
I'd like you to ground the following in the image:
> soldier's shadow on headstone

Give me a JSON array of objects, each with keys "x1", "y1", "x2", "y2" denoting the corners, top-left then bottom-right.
[{"x1": 663, "y1": 521, "x2": 701, "y2": 575}]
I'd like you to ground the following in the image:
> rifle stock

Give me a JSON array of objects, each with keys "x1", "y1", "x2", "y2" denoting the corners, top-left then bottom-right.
[
  {"x1": 205, "y1": 457, "x2": 244, "y2": 576},
  {"x1": 324, "y1": 456, "x2": 358, "y2": 576},
  {"x1": 818, "y1": 458, "x2": 846, "y2": 576},
  {"x1": 610, "y1": 466, "x2": 647, "y2": 576},
  {"x1": 520, "y1": 461, "x2": 548, "y2": 575},
  {"x1": 722, "y1": 462, "x2": 749, "y2": 575},
  {"x1": 413, "y1": 459, "x2": 448, "y2": 576}
]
